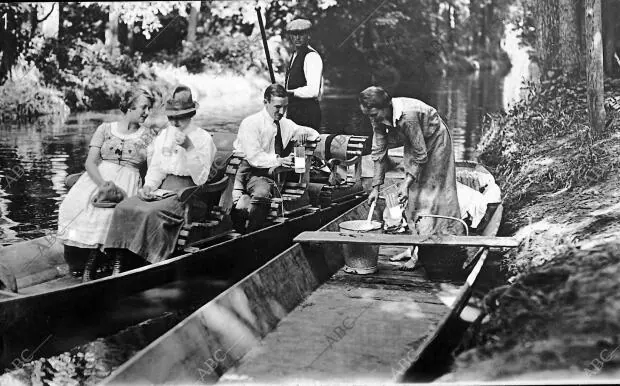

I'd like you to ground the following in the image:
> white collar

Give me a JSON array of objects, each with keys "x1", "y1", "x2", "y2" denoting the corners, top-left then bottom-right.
[
  {"x1": 262, "y1": 108, "x2": 278, "y2": 125},
  {"x1": 391, "y1": 98, "x2": 403, "y2": 127}
]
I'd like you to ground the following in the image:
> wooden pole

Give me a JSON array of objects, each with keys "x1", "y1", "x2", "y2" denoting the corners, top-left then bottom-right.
[
  {"x1": 255, "y1": 7, "x2": 276, "y2": 83},
  {"x1": 585, "y1": 0, "x2": 606, "y2": 137}
]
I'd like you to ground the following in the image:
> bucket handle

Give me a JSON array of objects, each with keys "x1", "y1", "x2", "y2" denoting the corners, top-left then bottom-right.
[{"x1": 415, "y1": 214, "x2": 469, "y2": 237}]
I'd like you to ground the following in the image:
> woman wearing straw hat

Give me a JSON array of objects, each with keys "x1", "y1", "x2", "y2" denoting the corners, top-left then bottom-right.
[{"x1": 92, "y1": 85, "x2": 217, "y2": 280}]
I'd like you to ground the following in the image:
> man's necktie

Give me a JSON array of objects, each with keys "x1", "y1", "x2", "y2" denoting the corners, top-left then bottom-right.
[{"x1": 274, "y1": 120, "x2": 284, "y2": 157}]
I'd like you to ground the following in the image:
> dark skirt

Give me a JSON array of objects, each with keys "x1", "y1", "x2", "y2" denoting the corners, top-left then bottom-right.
[{"x1": 103, "y1": 175, "x2": 194, "y2": 264}]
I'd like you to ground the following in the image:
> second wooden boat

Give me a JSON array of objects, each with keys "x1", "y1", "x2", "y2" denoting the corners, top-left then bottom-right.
[{"x1": 101, "y1": 162, "x2": 515, "y2": 384}]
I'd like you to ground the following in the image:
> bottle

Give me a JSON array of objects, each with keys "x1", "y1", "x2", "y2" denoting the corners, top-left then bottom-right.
[{"x1": 294, "y1": 145, "x2": 305, "y2": 174}]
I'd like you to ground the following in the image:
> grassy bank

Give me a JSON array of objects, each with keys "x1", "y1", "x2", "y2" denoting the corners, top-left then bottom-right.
[{"x1": 440, "y1": 76, "x2": 620, "y2": 381}]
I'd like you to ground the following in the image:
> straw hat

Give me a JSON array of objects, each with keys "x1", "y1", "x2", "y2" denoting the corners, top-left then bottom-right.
[{"x1": 165, "y1": 86, "x2": 199, "y2": 117}]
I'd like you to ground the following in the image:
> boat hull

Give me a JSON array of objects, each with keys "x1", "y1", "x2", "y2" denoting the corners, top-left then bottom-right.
[
  {"x1": 102, "y1": 176, "x2": 504, "y2": 384},
  {"x1": 0, "y1": 195, "x2": 365, "y2": 369}
]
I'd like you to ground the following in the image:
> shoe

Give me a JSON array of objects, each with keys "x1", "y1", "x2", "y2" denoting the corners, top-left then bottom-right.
[
  {"x1": 112, "y1": 252, "x2": 123, "y2": 276},
  {"x1": 82, "y1": 250, "x2": 100, "y2": 282}
]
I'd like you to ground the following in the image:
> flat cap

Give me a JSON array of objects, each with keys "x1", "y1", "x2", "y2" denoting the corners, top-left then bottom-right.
[{"x1": 286, "y1": 19, "x2": 312, "y2": 34}]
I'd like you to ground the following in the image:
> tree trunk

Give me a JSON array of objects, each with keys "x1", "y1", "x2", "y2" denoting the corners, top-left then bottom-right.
[
  {"x1": 29, "y1": 4, "x2": 38, "y2": 37},
  {"x1": 58, "y1": 2, "x2": 64, "y2": 41},
  {"x1": 105, "y1": 6, "x2": 120, "y2": 58},
  {"x1": 603, "y1": 0, "x2": 617, "y2": 75},
  {"x1": 585, "y1": 0, "x2": 606, "y2": 136},
  {"x1": 57, "y1": 2, "x2": 68, "y2": 69},
  {"x1": 186, "y1": 2, "x2": 199, "y2": 43},
  {"x1": 559, "y1": 0, "x2": 582, "y2": 76},
  {"x1": 126, "y1": 21, "x2": 134, "y2": 54},
  {"x1": 532, "y1": 0, "x2": 561, "y2": 75}
]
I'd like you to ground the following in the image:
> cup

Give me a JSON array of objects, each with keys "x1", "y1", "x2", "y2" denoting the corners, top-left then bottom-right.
[{"x1": 294, "y1": 145, "x2": 305, "y2": 174}]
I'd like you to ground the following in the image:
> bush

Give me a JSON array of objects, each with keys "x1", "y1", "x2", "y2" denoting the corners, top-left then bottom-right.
[
  {"x1": 0, "y1": 78, "x2": 69, "y2": 121},
  {"x1": 24, "y1": 37, "x2": 160, "y2": 112},
  {"x1": 150, "y1": 33, "x2": 266, "y2": 75},
  {"x1": 477, "y1": 75, "x2": 620, "y2": 211}
]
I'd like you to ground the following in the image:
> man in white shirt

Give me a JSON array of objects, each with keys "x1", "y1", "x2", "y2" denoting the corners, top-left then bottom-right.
[
  {"x1": 284, "y1": 18, "x2": 323, "y2": 130},
  {"x1": 232, "y1": 83, "x2": 320, "y2": 233}
]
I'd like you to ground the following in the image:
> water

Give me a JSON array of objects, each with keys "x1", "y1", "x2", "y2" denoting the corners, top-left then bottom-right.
[{"x1": 0, "y1": 58, "x2": 529, "y2": 245}]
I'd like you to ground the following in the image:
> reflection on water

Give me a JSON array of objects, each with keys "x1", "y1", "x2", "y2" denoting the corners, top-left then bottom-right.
[{"x1": 0, "y1": 62, "x2": 528, "y2": 244}]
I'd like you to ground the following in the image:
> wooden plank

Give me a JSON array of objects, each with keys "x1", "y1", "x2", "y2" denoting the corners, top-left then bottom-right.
[
  {"x1": 295, "y1": 232, "x2": 519, "y2": 248},
  {"x1": 0, "y1": 290, "x2": 20, "y2": 298},
  {"x1": 221, "y1": 285, "x2": 447, "y2": 383}
]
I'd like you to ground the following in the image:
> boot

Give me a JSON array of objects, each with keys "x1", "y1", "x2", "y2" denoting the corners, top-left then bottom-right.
[
  {"x1": 112, "y1": 250, "x2": 123, "y2": 276},
  {"x1": 82, "y1": 249, "x2": 100, "y2": 282}
]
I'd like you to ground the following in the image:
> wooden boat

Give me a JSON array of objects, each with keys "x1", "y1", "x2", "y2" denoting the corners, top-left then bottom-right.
[
  {"x1": 101, "y1": 162, "x2": 517, "y2": 384},
  {"x1": 0, "y1": 136, "x2": 367, "y2": 369}
]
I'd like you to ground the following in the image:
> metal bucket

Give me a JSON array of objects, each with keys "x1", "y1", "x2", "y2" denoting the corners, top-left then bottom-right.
[{"x1": 338, "y1": 220, "x2": 383, "y2": 274}]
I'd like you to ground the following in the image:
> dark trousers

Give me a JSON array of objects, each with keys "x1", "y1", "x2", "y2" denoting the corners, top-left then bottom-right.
[
  {"x1": 231, "y1": 161, "x2": 276, "y2": 233},
  {"x1": 287, "y1": 98, "x2": 322, "y2": 130}
]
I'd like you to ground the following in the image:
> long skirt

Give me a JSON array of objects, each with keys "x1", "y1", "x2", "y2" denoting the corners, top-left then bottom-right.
[
  {"x1": 406, "y1": 123, "x2": 463, "y2": 237},
  {"x1": 103, "y1": 175, "x2": 194, "y2": 264},
  {"x1": 58, "y1": 162, "x2": 141, "y2": 249},
  {"x1": 406, "y1": 123, "x2": 467, "y2": 280}
]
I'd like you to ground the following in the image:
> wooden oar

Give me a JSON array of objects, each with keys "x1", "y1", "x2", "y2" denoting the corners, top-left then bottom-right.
[{"x1": 294, "y1": 232, "x2": 520, "y2": 248}]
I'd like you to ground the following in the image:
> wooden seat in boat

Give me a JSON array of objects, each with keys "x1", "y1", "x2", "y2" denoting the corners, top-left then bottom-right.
[
  {"x1": 308, "y1": 134, "x2": 371, "y2": 207},
  {"x1": 62, "y1": 151, "x2": 239, "y2": 266},
  {"x1": 227, "y1": 140, "x2": 319, "y2": 225}
]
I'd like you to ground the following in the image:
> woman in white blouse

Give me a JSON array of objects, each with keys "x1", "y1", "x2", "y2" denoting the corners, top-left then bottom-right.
[{"x1": 96, "y1": 85, "x2": 216, "y2": 277}]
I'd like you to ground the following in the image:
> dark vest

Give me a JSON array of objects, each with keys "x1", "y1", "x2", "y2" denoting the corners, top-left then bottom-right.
[{"x1": 285, "y1": 46, "x2": 318, "y2": 92}]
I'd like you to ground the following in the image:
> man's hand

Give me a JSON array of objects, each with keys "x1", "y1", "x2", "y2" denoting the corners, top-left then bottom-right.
[
  {"x1": 138, "y1": 185, "x2": 154, "y2": 200},
  {"x1": 368, "y1": 186, "x2": 380, "y2": 205},
  {"x1": 279, "y1": 154, "x2": 295, "y2": 168},
  {"x1": 293, "y1": 132, "x2": 310, "y2": 145}
]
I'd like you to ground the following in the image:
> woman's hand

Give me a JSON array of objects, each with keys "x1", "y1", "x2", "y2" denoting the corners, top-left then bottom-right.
[
  {"x1": 368, "y1": 186, "x2": 380, "y2": 205},
  {"x1": 175, "y1": 131, "x2": 194, "y2": 150},
  {"x1": 397, "y1": 183, "x2": 409, "y2": 206},
  {"x1": 398, "y1": 173, "x2": 416, "y2": 206},
  {"x1": 138, "y1": 185, "x2": 154, "y2": 200},
  {"x1": 174, "y1": 131, "x2": 187, "y2": 146}
]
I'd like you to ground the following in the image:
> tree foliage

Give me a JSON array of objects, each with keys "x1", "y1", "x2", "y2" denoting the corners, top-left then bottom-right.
[
  {"x1": 0, "y1": 3, "x2": 33, "y2": 83},
  {"x1": 1, "y1": 0, "x2": 519, "y2": 118},
  {"x1": 83, "y1": 2, "x2": 193, "y2": 39}
]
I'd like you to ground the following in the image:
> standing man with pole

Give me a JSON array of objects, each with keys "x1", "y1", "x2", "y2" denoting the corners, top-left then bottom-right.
[{"x1": 284, "y1": 18, "x2": 324, "y2": 130}]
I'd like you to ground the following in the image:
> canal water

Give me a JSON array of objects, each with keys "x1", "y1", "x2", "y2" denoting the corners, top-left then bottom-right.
[{"x1": 0, "y1": 63, "x2": 528, "y2": 246}]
